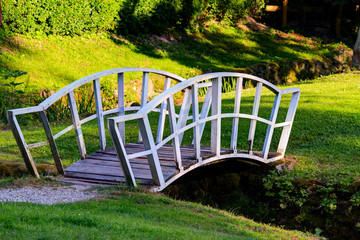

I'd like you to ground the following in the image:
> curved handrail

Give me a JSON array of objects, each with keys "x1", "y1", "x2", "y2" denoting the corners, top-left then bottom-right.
[
  {"x1": 108, "y1": 72, "x2": 301, "y2": 190},
  {"x1": 7, "y1": 68, "x2": 185, "y2": 178},
  {"x1": 40, "y1": 68, "x2": 185, "y2": 109}
]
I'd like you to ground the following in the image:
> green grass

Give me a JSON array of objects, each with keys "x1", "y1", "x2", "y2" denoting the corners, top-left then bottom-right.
[
  {"x1": 0, "y1": 23, "x2": 346, "y2": 94},
  {"x1": 0, "y1": 185, "x2": 320, "y2": 240}
]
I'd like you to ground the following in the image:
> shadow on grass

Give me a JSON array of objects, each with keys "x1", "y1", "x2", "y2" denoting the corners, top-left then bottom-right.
[{"x1": 111, "y1": 24, "x2": 325, "y2": 74}]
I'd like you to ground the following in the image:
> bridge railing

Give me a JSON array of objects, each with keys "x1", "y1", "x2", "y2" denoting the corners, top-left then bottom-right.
[
  {"x1": 108, "y1": 72, "x2": 300, "y2": 190},
  {"x1": 7, "y1": 68, "x2": 185, "y2": 178}
]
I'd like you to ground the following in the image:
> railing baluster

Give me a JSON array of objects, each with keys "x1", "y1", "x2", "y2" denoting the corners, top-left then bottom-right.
[
  {"x1": 230, "y1": 77, "x2": 243, "y2": 151},
  {"x1": 177, "y1": 88, "x2": 192, "y2": 145},
  {"x1": 198, "y1": 86, "x2": 212, "y2": 143},
  {"x1": 248, "y1": 82, "x2": 262, "y2": 153},
  {"x1": 277, "y1": 91, "x2": 300, "y2": 155},
  {"x1": 94, "y1": 78, "x2": 106, "y2": 150},
  {"x1": 7, "y1": 111, "x2": 39, "y2": 177},
  {"x1": 138, "y1": 72, "x2": 149, "y2": 142},
  {"x1": 39, "y1": 111, "x2": 64, "y2": 174},
  {"x1": 192, "y1": 83, "x2": 201, "y2": 160},
  {"x1": 68, "y1": 91, "x2": 86, "y2": 159},
  {"x1": 167, "y1": 95, "x2": 183, "y2": 170},
  {"x1": 211, "y1": 77, "x2": 222, "y2": 156},
  {"x1": 138, "y1": 116, "x2": 165, "y2": 186},
  {"x1": 262, "y1": 93, "x2": 282, "y2": 159},
  {"x1": 118, "y1": 73, "x2": 125, "y2": 143},
  {"x1": 156, "y1": 77, "x2": 171, "y2": 143},
  {"x1": 108, "y1": 119, "x2": 137, "y2": 187}
]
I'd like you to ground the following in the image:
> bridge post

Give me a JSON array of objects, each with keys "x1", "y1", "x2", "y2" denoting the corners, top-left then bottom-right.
[
  {"x1": 94, "y1": 78, "x2": 106, "y2": 151},
  {"x1": 118, "y1": 73, "x2": 125, "y2": 143},
  {"x1": 167, "y1": 95, "x2": 183, "y2": 170},
  {"x1": 108, "y1": 119, "x2": 137, "y2": 187},
  {"x1": 192, "y1": 83, "x2": 201, "y2": 160},
  {"x1": 177, "y1": 88, "x2": 192, "y2": 145},
  {"x1": 230, "y1": 77, "x2": 243, "y2": 151},
  {"x1": 198, "y1": 86, "x2": 212, "y2": 143},
  {"x1": 138, "y1": 115, "x2": 165, "y2": 186},
  {"x1": 156, "y1": 77, "x2": 171, "y2": 143},
  {"x1": 248, "y1": 82, "x2": 263, "y2": 152},
  {"x1": 278, "y1": 91, "x2": 300, "y2": 155},
  {"x1": 68, "y1": 91, "x2": 86, "y2": 159},
  {"x1": 262, "y1": 93, "x2": 282, "y2": 159},
  {"x1": 138, "y1": 72, "x2": 149, "y2": 142},
  {"x1": 211, "y1": 77, "x2": 222, "y2": 156},
  {"x1": 7, "y1": 111, "x2": 40, "y2": 178},
  {"x1": 39, "y1": 111, "x2": 64, "y2": 175}
]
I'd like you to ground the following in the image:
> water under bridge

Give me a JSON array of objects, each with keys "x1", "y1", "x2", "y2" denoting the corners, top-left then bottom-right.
[{"x1": 7, "y1": 68, "x2": 300, "y2": 192}]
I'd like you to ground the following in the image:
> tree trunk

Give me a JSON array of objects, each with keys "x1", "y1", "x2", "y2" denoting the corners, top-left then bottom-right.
[
  {"x1": 353, "y1": 28, "x2": 360, "y2": 70},
  {"x1": 335, "y1": 5, "x2": 343, "y2": 37},
  {"x1": 282, "y1": 0, "x2": 288, "y2": 28}
]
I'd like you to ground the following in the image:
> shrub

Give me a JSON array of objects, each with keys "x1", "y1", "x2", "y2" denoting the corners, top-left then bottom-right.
[{"x1": 1, "y1": 0, "x2": 120, "y2": 35}]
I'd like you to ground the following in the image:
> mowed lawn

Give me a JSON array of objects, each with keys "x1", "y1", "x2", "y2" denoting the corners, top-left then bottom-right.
[{"x1": 0, "y1": 185, "x2": 321, "y2": 240}]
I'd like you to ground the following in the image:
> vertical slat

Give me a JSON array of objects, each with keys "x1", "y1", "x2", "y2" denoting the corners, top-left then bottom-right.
[
  {"x1": 211, "y1": 77, "x2": 222, "y2": 156},
  {"x1": 198, "y1": 86, "x2": 212, "y2": 142},
  {"x1": 118, "y1": 73, "x2": 125, "y2": 143},
  {"x1": 192, "y1": 83, "x2": 201, "y2": 160},
  {"x1": 39, "y1": 111, "x2": 64, "y2": 175},
  {"x1": 248, "y1": 82, "x2": 263, "y2": 152},
  {"x1": 138, "y1": 116, "x2": 165, "y2": 186},
  {"x1": 108, "y1": 119, "x2": 137, "y2": 187},
  {"x1": 262, "y1": 94, "x2": 282, "y2": 159},
  {"x1": 167, "y1": 95, "x2": 183, "y2": 170},
  {"x1": 94, "y1": 78, "x2": 106, "y2": 150},
  {"x1": 7, "y1": 111, "x2": 39, "y2": 177},
  {"x1": 230, "y1": 77, "x2": 243, "y2": 150},
  {"x1": 177, "y1": 88, "x2": 192, "y2": 145},
  {"x1": 277, "y1": 91, "x2": 300, "y2": 155},
  {"x1": 156, "y1": 77, "x2": 171, "y2": 143},
  {"x1": 68, "y1": 91, "x2": 86, "y2": 159},
  {"x1": 138, "y1": 72, "x2": 149, "y2": 142}
]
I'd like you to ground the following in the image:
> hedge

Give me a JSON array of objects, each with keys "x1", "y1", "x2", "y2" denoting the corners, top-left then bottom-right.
[
  {"x1": 1, "y1": 0, "x2": 120, "y2": 35},
  {"x1": 1, "y1": 0, "x2": 266, "y2": 36}
]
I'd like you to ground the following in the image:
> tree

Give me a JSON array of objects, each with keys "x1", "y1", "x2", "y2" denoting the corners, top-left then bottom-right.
[{"x1": 353, "y1": 28, "x2": 360, "y2": 70}]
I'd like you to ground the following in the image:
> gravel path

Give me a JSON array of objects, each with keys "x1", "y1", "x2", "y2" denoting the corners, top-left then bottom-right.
[{"x1": 0, "y1": 184, "x2": 100, "y2": 205}]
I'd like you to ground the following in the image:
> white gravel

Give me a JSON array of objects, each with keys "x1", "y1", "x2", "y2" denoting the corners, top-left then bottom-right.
[{"x1": 0, "y1": 184, "x2": 99, "y2": 205}]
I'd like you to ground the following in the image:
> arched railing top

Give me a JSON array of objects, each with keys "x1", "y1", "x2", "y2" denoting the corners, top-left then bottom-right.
[
  {"x1": 108, "y1": 72, "x2": 300, "y2": 191},
  {"x1": 40, "y1": 67, "x2": 186, "y2": 109},
  {"x1": 110, "y1": 72, "x2": 298, "y2": 123}
]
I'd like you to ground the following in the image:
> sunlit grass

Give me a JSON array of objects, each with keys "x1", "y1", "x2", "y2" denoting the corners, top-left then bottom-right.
[{"x1": 0, "y1": 187, "x2": 320, "y2": 240}]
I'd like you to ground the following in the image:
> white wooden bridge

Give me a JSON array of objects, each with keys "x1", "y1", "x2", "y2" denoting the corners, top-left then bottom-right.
[{"x1": 7, "y1": 68, "x2": 300, "y2": 192}]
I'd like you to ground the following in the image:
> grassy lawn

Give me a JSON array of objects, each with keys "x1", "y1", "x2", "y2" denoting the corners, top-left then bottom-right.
[
  {"x1": 0, "y1": 23, "x2": 346, "y2": 94},
  {"x1": 0, "y1": 181, "x2": 320, "y2": 240}
]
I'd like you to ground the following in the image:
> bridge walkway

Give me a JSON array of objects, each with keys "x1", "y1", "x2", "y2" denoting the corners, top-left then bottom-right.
[{"x1": 62, "y1": 143, "x2": 281, "y2": 186}]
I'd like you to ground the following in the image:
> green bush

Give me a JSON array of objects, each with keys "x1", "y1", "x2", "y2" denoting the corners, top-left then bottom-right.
[
  {"x1": 116, "y1": 0, "x2": 266, "y2": 35},
  {"x1": 1, "y1": 0, "x2": 120, "y2": 35},
  {"x1": 1, "y1": 0, "x2": 266, "y2": 36}
]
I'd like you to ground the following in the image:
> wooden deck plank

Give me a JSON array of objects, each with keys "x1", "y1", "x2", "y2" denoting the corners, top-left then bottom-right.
[{"x1": 64, "y1": 143, "x2": 282, "y2": 186}]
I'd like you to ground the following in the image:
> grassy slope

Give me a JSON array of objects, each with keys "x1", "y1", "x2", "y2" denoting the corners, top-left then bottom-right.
[
  {"x1": 0, "y1": 182, "x2": 319, "y2": 240},
  {"x1": 0, "y1": 23, "x2": 344, "y2": 93}
]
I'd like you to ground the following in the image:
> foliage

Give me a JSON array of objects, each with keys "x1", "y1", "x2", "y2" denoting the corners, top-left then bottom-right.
[
  {"x1": 1, "y1": 0, "x2": 267, "y2": 36},
  {"x1": 116, "y1": 0, "x2": 267, "y2": 35},
  {"x1": 1, "y1": 0, "x2": 120, "y2": 35}
]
